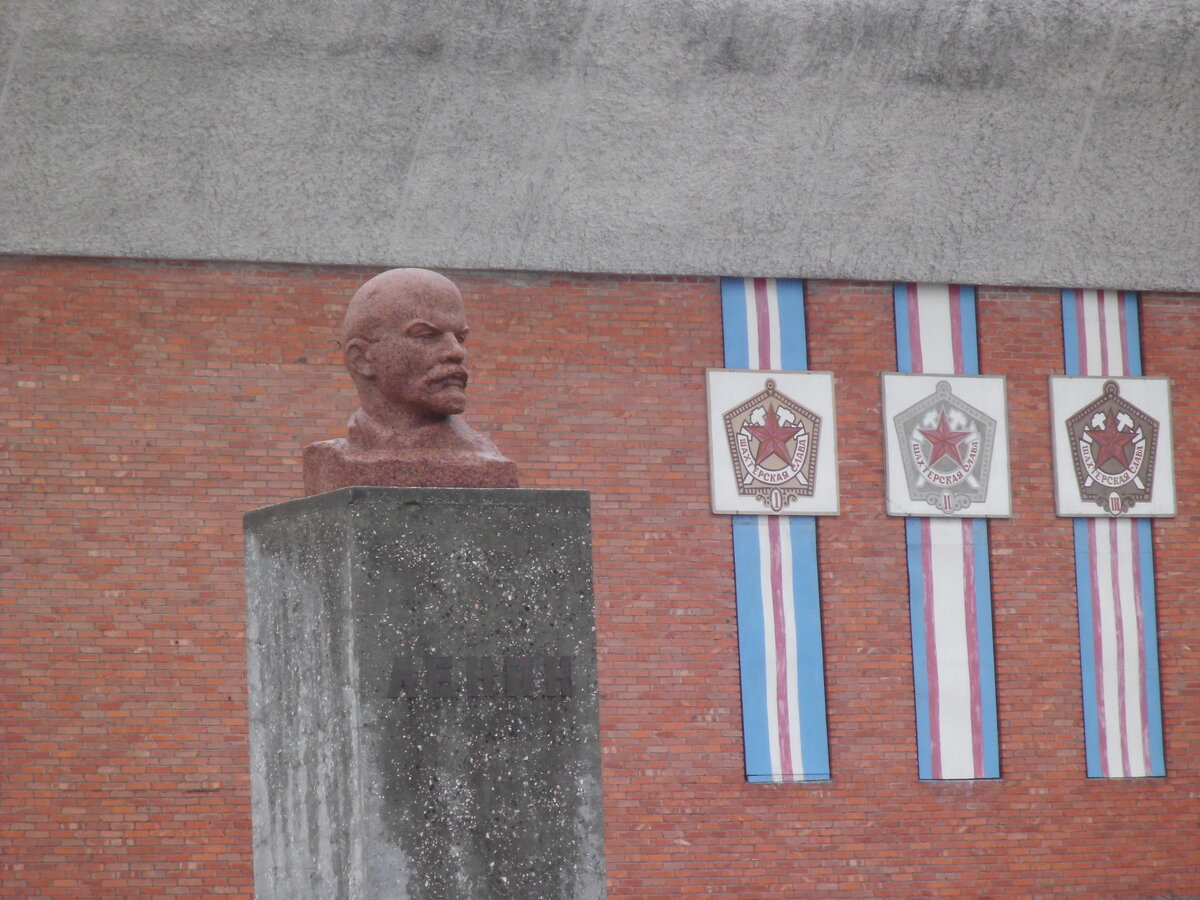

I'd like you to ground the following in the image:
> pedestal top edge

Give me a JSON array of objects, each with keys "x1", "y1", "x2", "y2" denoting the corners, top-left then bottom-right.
[{"x1": 243, "y1": 486, "x2": 592, "y2": 527}]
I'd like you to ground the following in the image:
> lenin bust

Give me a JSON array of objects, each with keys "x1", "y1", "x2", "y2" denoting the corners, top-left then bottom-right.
[{"x1": 302, "y1": 268, "x2": 519, "y2": 495}]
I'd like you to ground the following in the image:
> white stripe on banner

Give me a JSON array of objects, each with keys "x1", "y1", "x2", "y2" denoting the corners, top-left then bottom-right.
[
  {"x1": 1062, "y1": 289, "x2": 1165, "y2": 778},
  {"x1": 1089, "y1": 518, "x2": 1148, "y2": 776},
  {"x1": 926, "y1": 520, "x2": 973, "y2": 776},
  {"x1": 756, "y1": 515, "x2": 804, "y2": 775},
  {"x1": 895, "y1": 283, "x2": 999, "y2": 780},
  {"x1": 722, "y1": 277, "x2": 829, "y2": 782},
  {"x1": 912, "y1": 283, "x2": 957, "y2": 373},
  {"x1": 742, "y1": 277, "x2": 783, "y2": 369}
]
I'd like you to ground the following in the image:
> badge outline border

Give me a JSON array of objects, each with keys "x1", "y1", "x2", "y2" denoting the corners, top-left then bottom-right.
[
  {"x1": 722, "y1": 378, "x2": 821, "y2": 512},
  {"x1": 892, "y1": 379, "x2": 997, "y2": 514},
  {"x1": 1064, "y1": 379, "x2": 1160, "y2": 516}
]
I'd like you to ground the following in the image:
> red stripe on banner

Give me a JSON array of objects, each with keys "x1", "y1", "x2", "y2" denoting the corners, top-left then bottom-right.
[
  {"x1": 907, "y1": 284, "x2": 924, "y2": 372},
  {"x1": 1108, "y1": 520, "x2": 1132, "y2": 777},
  {"x1": 754, "y1": 278, "x2": 772, "y2": 369},
  {"x1": 920, "y1": 518, "x2": 941, "y2": 778},
  {"x1": 1087, "y1": 522, "x2": 1109, "y2": 776},
  {"x1": 962, "y1": 518, "x2": 984, "y2": 775},
  {"x1": 1098, "y1": 291, "x2": 1112, "y2": 376},
  {"x1": 1076, "y1": 291, "x2": 1089, "y2": 376},
  {"x1": 1131, "y1": 524, "x2": 1151, "y2": 766},
  {"x1": 767, "y1": 516, "x2": 794, "y2": 776},
  {"x1": 949, "y1": 285, "x2": 964, "y2": 375}
]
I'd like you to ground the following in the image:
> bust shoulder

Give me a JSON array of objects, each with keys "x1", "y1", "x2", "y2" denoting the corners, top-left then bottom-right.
[{"x1": 303, "y1": 409, "x2": 518, "y2": 495}]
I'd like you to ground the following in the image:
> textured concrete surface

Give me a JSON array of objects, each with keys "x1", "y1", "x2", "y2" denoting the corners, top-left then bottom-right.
[
  {"x1": 1, "y1": 0, "x2": 1197, "y2": 290},
  {"x1": 244, "y1": 487, "x2": 604, "y2": 900}
]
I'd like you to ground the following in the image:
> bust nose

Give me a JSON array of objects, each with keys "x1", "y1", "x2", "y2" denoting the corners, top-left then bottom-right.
[{"x1": 441, "y1": 333, "x2": 467, "y2": 363}]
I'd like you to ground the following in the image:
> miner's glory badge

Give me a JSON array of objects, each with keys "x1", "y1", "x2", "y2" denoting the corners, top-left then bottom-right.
[
  {"x1": 1065, "y1": 380, "x2": 1159, "y2": 516},
  {"x1": 722, "y1": 379, "x2": 820, "y2": 512},
  {"x1": 893, "y1": 380, "x2": 996, "y2": 514}
]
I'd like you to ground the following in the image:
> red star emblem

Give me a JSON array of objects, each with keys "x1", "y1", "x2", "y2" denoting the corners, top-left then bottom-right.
[
  {"x1": 919, "y1": 411, "x2": 972, "y2": 468},
  {"x1": 1085, "y1": 416, "x2": 1135, "y2": 469},
  {"x1": 744, "y1": 405, "x2": 802, "y2": 466}
]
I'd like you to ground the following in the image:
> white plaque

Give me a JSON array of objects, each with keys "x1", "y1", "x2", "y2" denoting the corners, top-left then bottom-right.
[
  {"x1": 1049, "y1": 376, "x2": 1175, "y2": 517},
  {"x1": 706, "y1": 369, "x2": 839, "y2": 515},
  {"x1": 882, "y1": 373, "x2": 1011, "y2": 517}
]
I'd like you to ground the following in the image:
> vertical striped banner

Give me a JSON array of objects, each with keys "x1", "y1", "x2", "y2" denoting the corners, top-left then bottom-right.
[
  {"x1": 1061, "y1": 289, "x2": 1165, "y2": 778},
  {"x1": 894, "y1": 283, "x2": 1000, "y2": 780},
  {"x1": 721, "y1": 277, "x2": 830, "y2": 782}
]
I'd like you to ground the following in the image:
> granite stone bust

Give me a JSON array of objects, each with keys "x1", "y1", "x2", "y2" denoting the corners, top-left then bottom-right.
[{"x1": 303, "y1": 268, "x2": 519, "y2": 494}]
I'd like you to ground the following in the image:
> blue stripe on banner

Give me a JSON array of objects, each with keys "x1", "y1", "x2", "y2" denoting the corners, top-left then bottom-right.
[
  {"x1": 1124, "y1": 292, "x2": 1163, "y2": 779},
  {"x1": 1062, "y1": 290, "x2": 1081, "y2": 376},
  {"x1": 721, "y1": 277, "x2": 750, "y2": 369},
  {"x1": 959, "y1": 286, "x2": 980, "y2": 375},
  {"x1": 776, "y1": 279, "x2": 809, "y2": 371},
  {"x1": 893, "y1": 283, "x2": 913, "y2": 373},
  {"x1": 721, "y1": 275, "x2": 829, "y2": 782},
  {"x1": 1074, "y1": 518, "x2": 1103, "y2": 777},
  {"x1": 731, "y1": 515, "x2": 772, "y2": 781},
  {"x1": 905, "y1": 518, "x2": 933, "y2": 780},
  {"x1": 1124, "y1": 291, "x2": 1143, "y2": 376},
  {"x1": 972, "y1": 517, "x2": 1001, "y2": 777},
  {"x1": 790, "y1": 515, "x2": 830, "y2": 779},
  {"x1": 1063, "y1": 288, "x2": 1164, "y2": 779},
  {"x1": 1138, "y1": 518, "x2": 1166, "y2": 775},
  {"x1": 894, "y1": 283, "x2": 999, "y2": 779}
]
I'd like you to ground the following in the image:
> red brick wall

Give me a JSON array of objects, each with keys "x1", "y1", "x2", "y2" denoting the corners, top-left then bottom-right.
[{"x1": 3, "y1": 256, "x2": 1199, "y2": 898}]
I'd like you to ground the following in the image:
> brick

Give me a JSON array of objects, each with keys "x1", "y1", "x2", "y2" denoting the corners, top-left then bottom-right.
[{"x1": 3, "y1": 258, "x2": 1200, "y2": 897}]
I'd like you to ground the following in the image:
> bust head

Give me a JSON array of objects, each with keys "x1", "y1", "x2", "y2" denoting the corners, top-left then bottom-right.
[
  {"x1": 303, "y1": 267, "x2": 518, "y2": 493},
  {"x1": 342, "y1": 268, "x2": 471, "y2": 428}
]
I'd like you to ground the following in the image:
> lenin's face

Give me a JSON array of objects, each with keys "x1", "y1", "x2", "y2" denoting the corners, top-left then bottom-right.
[{"x1": 358, "y1": 277, "x2": 471, "y2": 421}]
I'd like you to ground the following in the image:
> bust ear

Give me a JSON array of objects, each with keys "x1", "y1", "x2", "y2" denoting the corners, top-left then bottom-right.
[{"x1": 344, "y1": 338, "x2": 374, "y2": 378}]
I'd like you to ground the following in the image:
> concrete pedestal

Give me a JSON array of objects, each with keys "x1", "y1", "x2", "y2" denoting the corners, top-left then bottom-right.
[{"x1": 244, "y1": 487, "x2": 605, "y2": 900}]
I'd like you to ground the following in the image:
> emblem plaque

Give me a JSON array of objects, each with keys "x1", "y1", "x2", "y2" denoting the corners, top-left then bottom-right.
[
  {"x1": 723, "y1": 379, "x2": 819, "y2": 512},
  {"x1": 882, "y1": 374, "x2": 1011, "y2": 518},
  {"x1": 706, "y1": 370, "x2": 839, "y2": 515},
  {"x1": 1050, "y1": 376, "x2": 1176, "y2": 517}
]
